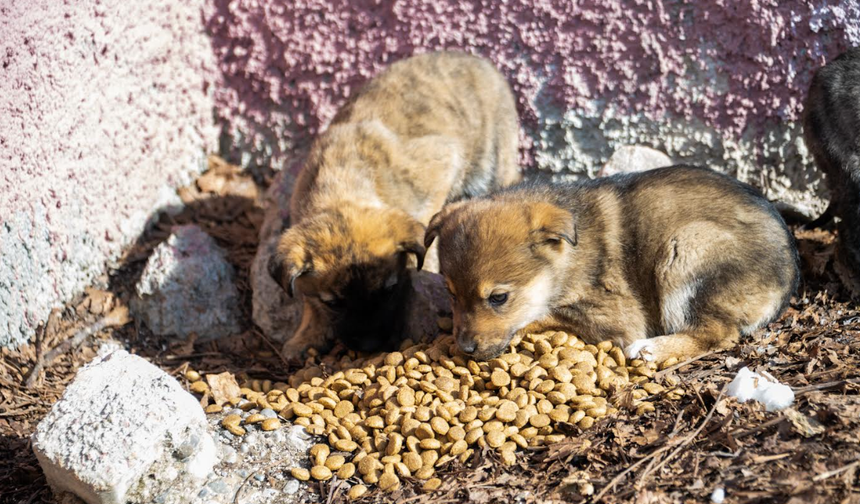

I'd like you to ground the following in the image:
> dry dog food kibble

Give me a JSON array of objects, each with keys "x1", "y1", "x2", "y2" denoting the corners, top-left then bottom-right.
[{"x1": 194, "y1": 331, "x2": 680, "y2": 495}]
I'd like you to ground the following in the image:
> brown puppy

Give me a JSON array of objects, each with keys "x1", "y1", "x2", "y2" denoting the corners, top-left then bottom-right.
[
  {"x1": 269, "y1": 51, "x2": 520, "y2": 357},
  {"x1": 425, "y1": 166, "x2": 799, "y2": 362}
]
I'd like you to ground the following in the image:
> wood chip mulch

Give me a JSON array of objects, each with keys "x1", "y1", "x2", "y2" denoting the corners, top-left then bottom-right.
[{"x1": 1, "y1": 163, "x2": 858, "y2": 504}]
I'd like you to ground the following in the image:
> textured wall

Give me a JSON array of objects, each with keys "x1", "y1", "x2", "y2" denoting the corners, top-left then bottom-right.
[
  {"x1": 0, "y1": 0, "x2": 218, "y2": 347},
  {"x1": 206, "y1": 0, "x2": 858, "y2": 216}
]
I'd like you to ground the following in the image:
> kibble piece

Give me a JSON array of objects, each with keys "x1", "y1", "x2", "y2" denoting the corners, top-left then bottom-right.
[
  {"x1": 311, "y1": 465, "x2": 333, "y2": 481},
  {"x1": 491, "y1": 368, "x2": 511, "y2": 388},
  {"x1": 430, "y1": 417, "x2": 450, "y2": 436},
  {"x1": 291, "y1": 467, "x2": 310, "y2": 481},
  {"x1": 337, "y1": 463, "x2": 356, "y2": 479},
  {"x1": 334, "y1": 400, "x2": 354, "y2": 418},
  {"x1": 486, "y1": 430, "x2": 506, "y2": 448},
  {"x1": 419, "y1": 438, "x2": 442, "y2": 450},
  {"x1": 423, "y1": 477, "x2": 443, "y2": 491},
  {"x1": 189, "y1": 381, "x2": 209, "y2": 394},
  {"x1": 415, "y1": 466, "x2": 435, "y2": 480},
  {"x1": 495, "y1": 400, "x2": 518, "y2": 422},
  {"x1": 222, "y1": 414, "x2": 242, "y2": 428},
  {"x1": 386, "y1": 433, "x2": 404, "y2": 456},
  {"x1": 529, "y1": 414, "x2": 551, "y2": 428},
  {"x1": 325, "y1": 455, "x2": 346, "y2": 471},
  {"x1": 348, "y1": 485, "x2": 368, "y2": 500},
  {"x1": 261, "y1": 418, "x2": 281, "y2": 431},
  {"x1": 185, "y1": 370, "x2": 201, "y2": 382},
  {"x1": 403, "y1": 451, "x2": 423, "y2": 472},
  {"x1": 447, "y1": 425, "x2": 466, "y2": 441},
  {"x1": 397, "y1": 386, "x2": 415, "y2": 407},
  {"x1": 378, "y1": 472, "x2": 400, "y2": 492},
  {"x1": 500, "y1": 448, "x2": 517, "y2": 466}
]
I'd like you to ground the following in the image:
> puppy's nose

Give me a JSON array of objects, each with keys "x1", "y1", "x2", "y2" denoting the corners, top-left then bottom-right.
[{"x1": 458, "y1": 333, "x2": 477, "y2": 354}]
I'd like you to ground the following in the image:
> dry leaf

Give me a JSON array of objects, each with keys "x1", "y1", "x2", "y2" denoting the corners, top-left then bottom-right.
[{"x1": 206, "y1": 371, "x2": 241, "y2": 406}]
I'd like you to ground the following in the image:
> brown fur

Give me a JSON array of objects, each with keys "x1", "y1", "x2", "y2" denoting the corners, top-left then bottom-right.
[
  {"x1": 269, "y1": 51, "x2": 520, "y2": 357},
  {"x1": 426, "y1": 166, "x2": 799, "y2": 362}
]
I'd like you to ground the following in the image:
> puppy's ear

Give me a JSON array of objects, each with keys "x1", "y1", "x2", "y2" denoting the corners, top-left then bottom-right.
[
  {"x1": 392, "y1": 215, "x2": 427, "y2": 271},
  {"x1": 269, "y1": 230, "x2": 311, "y2": 298},
  {"x1": 397, "y1": 241, "x2": 426, "y2": 271},
  {"x1": 529, "y1": 202, "x2": 576, "y2": 247},
  {"x1": 424, "y1": 200, "x2": 469, "y2": 249}
]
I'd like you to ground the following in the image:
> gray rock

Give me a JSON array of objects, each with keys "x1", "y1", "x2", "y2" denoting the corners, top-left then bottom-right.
[
  {"x1": 283, "y1": 480, "x2": 300, "y2": 495},
  {"x1": 130, "y1": 225, "x2": 242, "y2": 340},
  {"x1": 597, "y1": 145, "x2": 673, "y2": 178},
  {"x1": 32, "y1": 350, "x2": 216, "y2": 504}
]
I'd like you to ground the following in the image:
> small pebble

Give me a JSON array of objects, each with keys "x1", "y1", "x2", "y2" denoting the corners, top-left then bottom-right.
[
  {"x1": 260, "y1": 408, "x2": 278, "y2": 418},
  {"x1": 284, "y1": 479, "x2": 300, "y2": 494},
  {"x1": 207, "y1": 479, "x2": 229, "y2": 494}
]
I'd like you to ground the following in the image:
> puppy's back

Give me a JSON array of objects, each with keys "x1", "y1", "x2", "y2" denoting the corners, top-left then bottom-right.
[{"x1": 804, "y1": 48, "x2": 860, "y2": 186}]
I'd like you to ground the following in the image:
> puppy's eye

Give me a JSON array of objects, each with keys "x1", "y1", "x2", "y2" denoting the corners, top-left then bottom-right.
[
  {"x1": 488, "y1": 292, "x2": 509, "y2": 307},
  {"x1": 319, "y1": 293, "x2": 344, "y2": 309}
]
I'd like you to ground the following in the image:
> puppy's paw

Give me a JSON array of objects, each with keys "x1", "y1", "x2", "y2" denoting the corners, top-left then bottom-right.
[
  {"x1": 625, "y1": 338, "x2": 658, "y2": 362},
  {"x1": 280, "y1": 339, "x2": 312, "y2": 363}
]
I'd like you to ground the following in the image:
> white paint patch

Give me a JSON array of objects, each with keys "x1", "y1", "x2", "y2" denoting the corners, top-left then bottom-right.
[
  {"x1": 661, "y1": 280, "x2": 699, "y2": 334},
  {"x1": 727, "y1": 367, "x2": 795, "y2": 412},
  {"x1": 625, "y1": 338, "x2": 657, "y2": 362}
]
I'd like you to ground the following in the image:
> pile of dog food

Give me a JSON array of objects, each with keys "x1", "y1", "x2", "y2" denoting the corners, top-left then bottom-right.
[{"x1": 190, "y1": 331, "x2": 682, "y2": 497}]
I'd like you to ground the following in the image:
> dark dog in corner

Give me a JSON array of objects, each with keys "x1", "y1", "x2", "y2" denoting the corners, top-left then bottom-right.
[{"x1": 804, "y1": 47, "x2": 860, "y2": 293}]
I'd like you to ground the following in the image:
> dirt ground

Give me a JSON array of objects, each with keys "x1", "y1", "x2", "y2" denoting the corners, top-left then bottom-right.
[{"x1": 1, "y1": 159, "x2": 858, "y2": 504}]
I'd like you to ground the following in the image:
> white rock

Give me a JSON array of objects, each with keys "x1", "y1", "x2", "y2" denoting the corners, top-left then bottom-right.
[
  {"x1": 727, "y1": 367, "x2": 795, "y2": 412},
  {"x1": 131, "y1": 225, "x2": 242, "y2": 340},
  {"x1": 32, "y1": 350, "x2": 215, "y2": 504},
  {"x1": 711, "y1": 487, "x2": 725, "y2": 503},
  {"x1": 598, "y1": 145, "x2": 672, "y2": 177}
]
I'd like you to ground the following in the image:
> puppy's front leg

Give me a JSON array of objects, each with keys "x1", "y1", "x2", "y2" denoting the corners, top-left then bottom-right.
[
  {"x1": 625, "y1": 318, "x2": 740, "y2": 363},
  {"x1": 281, "y1": 304, "x2": 332, "y2": 361}
]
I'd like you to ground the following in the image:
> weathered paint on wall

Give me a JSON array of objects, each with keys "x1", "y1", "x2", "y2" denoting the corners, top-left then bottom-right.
[
  {"x1": 206, "y1": 0, "x2": 858, "y2": 214},
  {"x1": 0, "y1": 0, "x2": 218, "y2": 347}
]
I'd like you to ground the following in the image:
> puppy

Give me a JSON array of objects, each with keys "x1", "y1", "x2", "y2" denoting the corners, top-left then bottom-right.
[
  {"x1": 425, "y1": 166, "x2": 799, "y2": 362},
  {"x1": 804, "y1": 47, "x2": 860, "y2": 289},
  {"x1": 269, "y1": 51, "x2": 520, "y2": 357}
]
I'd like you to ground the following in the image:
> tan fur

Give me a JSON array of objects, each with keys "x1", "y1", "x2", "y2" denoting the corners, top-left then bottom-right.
[
  {"x1": 270, "y1": 51, "x2": 521, "y2": 358},
  {"x1": 426, "y1": 166, "x2": 799, "y2": 362}
]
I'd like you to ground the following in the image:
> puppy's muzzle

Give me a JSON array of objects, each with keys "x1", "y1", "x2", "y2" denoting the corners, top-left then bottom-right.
[{"x1": 457, "y1": 331, "x2": 478, "y2": 355}]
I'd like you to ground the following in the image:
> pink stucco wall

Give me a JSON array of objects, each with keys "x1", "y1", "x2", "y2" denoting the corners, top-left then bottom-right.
[
  {"x1": 0, "y1": 0, "x2": 218, "y2": 347},
  {"x1": 206, "y1": 0, "x2": 858, "y2": 173}
]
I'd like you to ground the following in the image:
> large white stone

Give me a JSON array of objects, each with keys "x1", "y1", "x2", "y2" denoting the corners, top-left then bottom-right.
[{"x1": 32, "y1": 349, "x2": 216, "y2": 504}]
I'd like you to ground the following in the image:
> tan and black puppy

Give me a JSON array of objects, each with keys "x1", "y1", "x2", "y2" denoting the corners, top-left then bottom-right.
[
  {"x1": 269, "y1": 51, "x2": 520, "y2": 357},
  {"x1": 425, "y1": 166, "x2": 799, "y2": 362}
]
